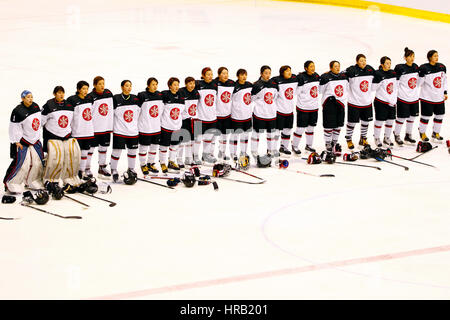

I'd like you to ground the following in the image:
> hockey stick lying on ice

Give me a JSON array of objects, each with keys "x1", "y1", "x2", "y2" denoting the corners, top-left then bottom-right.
[
  {"x1": 285, "y1": 168, "x2": 335, "y2": 177},
  {"x1": 21, "y1": 202, "x2": 82, "y2": 219},
  {"x1": 78, "y1": 192, "x2": 117, "y2": 207},
  {"x1": 230, "y1": 168, "x2": 266, "y2": 184},
  {"x1": 64, "y1": 194, "x2": 90, "y2": 208},
  {"x1": 0, "y1": 216, "x2": 20, "y2": 220},
  {"x1": 137, "y1": 177, "x2": 175, "y2": 190},
  {"x1": 375, "y1": 157, "x2": 409, "y2": 171},
  {"x1": 410, "y1": 145, "x2": 438, "y2": 160},
  {"x1": 301, "y1": 157, "x2": 382, "y2": 170},
  {"x1": 388, "y1": 153, "x2": 436, "y2": 168}
]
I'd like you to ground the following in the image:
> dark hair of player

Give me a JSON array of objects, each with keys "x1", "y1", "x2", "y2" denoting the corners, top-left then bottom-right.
[
  {"x1": 279, "y1": 65, "x2": 291, "y2": 77},
  {"x1": 329, "y1": 61, "x2": 340, "y2": 69},
  {"x1": 218, "y1": 67, "x2": 228, "y2": 76},
  {"x1": 236, "y1": 69, "x2": 247, "y2": 77},
  {"x1": 185, "y1": 77, "x2": 195, "y2": 85},
  {"x1": 147, "y1": 77, "x2": 158, "y2": 86},
  {"x1": 168, "y1": 77, "x2": 180, "y2": 87},
  {"x1": 76, "y1": 80, "x2": 89, "y2": 93},
  {"x1": 304, "y1": 60, "x2": 314, "y2": 70},
  {"x1": 404, "y1": 47, "x2": 414, "y2": 58},
  {"x1": 121, "y1": 80, "x2": 131, "y2": 87},
  {"x1": 201, "y1": 67, "x2": 212, "y2": 79},
  {"x1": 356, "y1": 54, "x2": 366, "y2": 62},
  {"x1": 93, "y1": 76, "x2": 104, "y2": 86},
  {"x1": 53, "y1": 86, "x2": 65, "y2": 94},
  {"x1": 427, "y1": 50, "x2": 437, "y2": 61}
]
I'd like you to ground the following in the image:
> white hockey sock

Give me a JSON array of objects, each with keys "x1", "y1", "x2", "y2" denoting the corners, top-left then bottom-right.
[
  {"x1": 169, "y1": 145, "x2": 179, "y2": 162},
  {"x1": 86, "y1": 147, "x2": 94, "y2": 170},
  {"x1": 324, "y1": 129, "x2": 332, "y2": 146},
  {"x1": 433, "y1": 115, "x2": 444, "y2": 134},
  {"x1": 185, "y1": 141, "x2": 193, "y2": 160},
  {"x1": 419, "y1": 116, "x2": 431, "y2": 134},
  {"x1": 384, "y1": 119, "x2": 394, "y2": 138},
  {"x1": 230, "y1": 133, "x2": 238, "y2": 157},
  {"x1": 306, "y1": 126, "x2": 315, "y2": 146},
  {"x1": 394, "y1": 118, "x2": 406, "y2": 136},
  {"x1": 98, "y1": 145, "x2": 108, "y2": 166},
  {"x1": 139, "y1": 145, "x2": 149, "y2": 166},
  {"x1": 241, "y1": 132, "x2": 249, "y2": 154},
  {"x1": 332, "y1": 127, "x2": 340, "y2": 144},
  {"x1": 374, "y1": 120, "x2": 383, "y2": 140},
  {"x1": 110, "y1": 149, "x2": 122, "y2": 171},
  {"x1": 203, "y1": 134, "x2": 214, "y2": 155},
  {"x1": 251, "y1": 131, "x2": 260, "y2": 155},
  {"x1": 292, "y1": 127, "x2": 305, "y2": 148},
  {"x1": 406, "y1": 116, "x2": 416, "y2": 134},
  {"x1": 193, "y1": 137, "x2": 201, "y2": 158},
  {"x1": 360, "y1": 121, "x2": 370, "y2": 138},
  {"x1": 159, "y1": 146, "x2": 168, "y2": 165},
  {"x1": 345, "y1": 122, "x2": 356, "y2": 141},
  {"x1": 148, "y1": 144, "x2": 158, "y2": 164},
  {"x1": 177, "y1": 143, "x2": 184, "y2": 161},
  {"x1": 219, "y1": 134, "x2": 228, "y2": 154},
  {"x1": 281, "y1": 128, "x2": 291, "y2": 149},
  {"x1": 267, "y1": 130, "x2": 277, "y2": 153},
  {"x1": 127, "y1": 148, "x2": 137, "y2": 170},
  {"x1": 80, "y1": 149, "x2": 88, "y2": 171}
]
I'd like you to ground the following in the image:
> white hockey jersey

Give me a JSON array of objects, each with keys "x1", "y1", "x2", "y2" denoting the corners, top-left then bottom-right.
[
  {"x1": 231, "y1": 81, "x2": 253, "y2": 121},
  {"x1": 66, "y1": 94, "x2": 94, "y2": 138},
  {"x1": 273, "y1": 75, "x2": 298, "y2": 115},
  {"x1": 394, "y1": 63, "x2": 420, "y2": 103},
  {"x1": 179, "y1": 87, "x2": 200, "y2": 120},
  {"x1": 196, "y1": 80, "x2": 218, "y2": 122},
  {"x1": 137, "y1": 89, "x2": 163, "y2": 134},
  {"x1": 41, "y1": 98, "x2": 73, "y2": 139},
  {"x1": 9, "y1": 102, "x2": 42, "y2": 145},
  {"x1": 160, "y1": 90, "x2": 185, "y2": 131},
  {"x1": 113, "y1": 94, "x2": 141, "y2": 137},
  {"x1": 373, "y1": 68, "x2": 398, "y2": 106},
  {"x1": 252, "y1": 78, "x2": 279, "y2": 120},
  {"x1": 215, "y1": 79, "x2": 235, "y2": 118},
  {"x1": 89, "y1": 89, "x2": 114, "y2": 134},
  {"x1": 319, "y1": 72, "x2": 349, "y2": 106},
  {"x1": 419, "y1": 63, "x2": 447, "y2": 103},
  {"x1": 296, "y1": 72, "x2": 320, "y2": 111},
  {"x1": 346, "y1": 64, "x2": 376, "y2": 107}
]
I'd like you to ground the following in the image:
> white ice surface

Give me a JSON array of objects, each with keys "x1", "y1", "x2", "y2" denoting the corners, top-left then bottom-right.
[{"x1": 0, "y1": 0, "x2": 449, "y2": 299}]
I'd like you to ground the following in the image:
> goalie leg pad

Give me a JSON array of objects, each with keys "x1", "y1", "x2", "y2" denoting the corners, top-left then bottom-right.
[
  {"x1": 26, "y1": 141, "x2": 45, "y2": 190},
  {"x1": 43, "y1": 139, "x2": 64, "y2": 184},
  {"x1": 62, "y1": 138, "x2": 82, "y2": 187},
  {"x1": 3, "y1": 145, "x2": 30, "y2": 193}
]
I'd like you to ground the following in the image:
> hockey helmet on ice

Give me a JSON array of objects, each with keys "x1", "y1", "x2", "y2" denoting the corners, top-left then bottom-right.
[{"x1": 123, "y1": 169, "x2": 137, "y2": 185}]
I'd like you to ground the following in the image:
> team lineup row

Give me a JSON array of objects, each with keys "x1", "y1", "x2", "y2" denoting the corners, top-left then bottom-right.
[{"x1": 3, "y1": 48, "x2": 447, "y2": 190}]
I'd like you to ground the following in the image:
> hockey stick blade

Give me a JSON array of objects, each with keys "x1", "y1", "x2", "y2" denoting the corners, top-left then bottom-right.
[
  {"x1": 333, "y1": 161, "x2": 382, "y2": 170},
  {"x1": 0, "y1": 216, "x2": 20, "y2": 220},
  {"x1": 80, "y1": 192, "x2": 117, "y2": 207},
  {"x1": 375, "y1": 157, "x2": 409, "y2": 171},
  {"x1": 137, "y1": 177, "x2": 175, "y2": 189},
  {"x1": 287, "y1": 169, "x2": 335, "y2": 177},
  {"x1": 221, "y1": 177, "x2": 265, "y2": 184},
  {"x1": 21, "y1": 203, "x2": 82, "y2": 219},
  {"x1": 410, "y1": 145, "x2": 438, "y2": 160}
]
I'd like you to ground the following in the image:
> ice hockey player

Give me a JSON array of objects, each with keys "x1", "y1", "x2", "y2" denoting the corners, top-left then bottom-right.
[
  {"x1": 345, "y1": 54, "x2": 376, "y2": 149},
  {"x1": 418, "y1": 50, "x2": 447, "y2": 142},
  {"x1": 372, "y1": 56, "x2": 398, "y2": 147},
  {"x1": 88, "y1": 76, "x2": 114, "y2": 178},
  {"x1": 292, "y1": 60, "x2": 321, "y2": 154},
  {"x1": 137, "y1": 77, "x2": 163, "y2": 175},
  {"x1": 110, "y1": 80, "x2": 141, "y2": 182},
  {"x1": 3, "y1": 90, "x2": 45, "y2": 193},
  {"x1": 273, "y1": 65, "x2": 298, "y2": 155},
  {"x1": 67, "y1": 80, "x2": 95, "y2": 179}
]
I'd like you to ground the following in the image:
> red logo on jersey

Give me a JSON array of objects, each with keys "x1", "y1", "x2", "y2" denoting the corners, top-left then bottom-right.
[
  {"x1": 310, "y1": 86, "x2": 318, "y2": 98},
  {"x1": 284, "y1": 87, "x2": 294, "y2": 100},
  {"x1": 386, "y1": 82, "x2": 394, "y2": 94},
  {"x1": 433, "y1": 77, "x2": 442, "y2": 88},
  {"x1": 170, "y1": 108, "x2": 180, "y2": 120},
  {"x1": 221, "y1": 91, "x2": 231, "y2": 103},
  {"x1": 123, "y1": 110, "x2": 134, "y2": 123},
  {"x1": 408, "y1": 77, "x2": 417, "y2": 89},
  {"x1": 31, "y1": 118, "x2": 40, "y2": 131},
  {"x1": 149, "y1": 105, "x2": 159, "y2": 118},
  {"x1": 82, "y1": 108, "x2": 92, "y2": 121},
  {"x1": 243, "y1": 93, "x2": 251, "y2": 105},
  {"x1": 188, "y1": 104, "x2": 197, "y2": 116},
  {"x1": 264, "y1": 92, "x2": 274, "y2": 104},
  {"x1": 98, "y1": 103, "x2": 108, "y2": 116},
  {"x1": 360, "y1": 80, "x2": 369, "y2": 92},
  {"x1": 205, "y1": 94, "x2": 215, "y2": 107},
  {"x1": 58, "y1": 115, "x2": 69, "y2": 128},
  {"x1": 334, "y1": 85, "x2": 344, "y2": 97}
]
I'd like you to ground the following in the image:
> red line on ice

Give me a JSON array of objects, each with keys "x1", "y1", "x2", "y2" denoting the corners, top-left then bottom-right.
[{"x1": 90, "y1": 244, "x2": 450, "y2": 300}]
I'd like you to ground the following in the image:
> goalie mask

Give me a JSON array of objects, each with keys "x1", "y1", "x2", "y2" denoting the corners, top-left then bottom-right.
[{"x1": 236, "y1": 155, "x2": 250, "y2": 171}]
